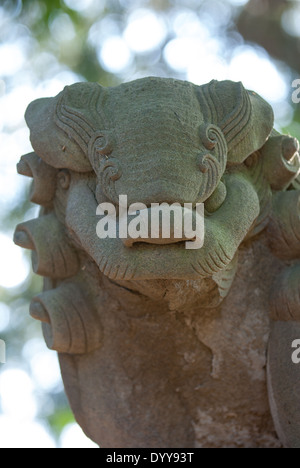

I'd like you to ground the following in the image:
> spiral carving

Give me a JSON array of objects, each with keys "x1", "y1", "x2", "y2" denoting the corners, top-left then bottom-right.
[{"x1": 197, "y1": 124, "x2": 227, "y2": 202}]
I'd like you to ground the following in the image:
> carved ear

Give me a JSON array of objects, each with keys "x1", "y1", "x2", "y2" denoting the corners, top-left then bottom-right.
[
  {"x1": 25, "y1": 83, "x2": 106, "y2": 173},
  {"x1": 198, "y1": 80, "x2": 274, "y2": 165}
]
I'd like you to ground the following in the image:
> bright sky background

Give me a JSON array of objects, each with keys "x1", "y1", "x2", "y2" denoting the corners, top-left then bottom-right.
[{"x1": 0, "y1": 0, "x2": 298, "y2": 448}]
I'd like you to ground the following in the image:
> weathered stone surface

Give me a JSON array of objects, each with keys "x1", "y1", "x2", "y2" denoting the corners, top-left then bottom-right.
[
  {"x1": 267, "y1": 321, "x2": 300, "y2": 448},
  {"x1": 14, "y1": 77, "x2": 300, "y2": 447}
]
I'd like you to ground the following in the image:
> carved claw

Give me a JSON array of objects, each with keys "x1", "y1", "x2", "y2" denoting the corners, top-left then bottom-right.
[
  {"x1": 31, "y1": 280, "x2": 102, "y2": 355},
  {"x1": 17, "y1": 152, "x2": 58, "y2": 206},
  {"x1": 30, "y1": 301, "x2": 50, "y2": 324},
  {"x1": 14, "y1": 214, "x2": 79, "y2": 279},
  {"x1": 17, "y1": 158, "x2": 33, "y2": 177},
  {"x1": 13, "y1": 230, "x2": 34, "y2": 250}
]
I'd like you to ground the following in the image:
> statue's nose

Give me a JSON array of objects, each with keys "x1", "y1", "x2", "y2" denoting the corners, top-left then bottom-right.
[{"x1": 122, "y1": 183, "x2": 197, "y2": 208}]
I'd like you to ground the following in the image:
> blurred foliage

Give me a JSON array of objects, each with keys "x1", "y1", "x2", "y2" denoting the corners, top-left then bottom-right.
[
  {"x1": 236, "y1": 0, "x2": 300, "y2": 136},
  {"x1": 237, "y1": 0, "x2": 300, "y2": 75},
  {"x1": 48, "y1": 406, "x2": 76, "y2": 438},
  {"x1": 1, "y1": 0, "x2": 300, "y2": 447}
]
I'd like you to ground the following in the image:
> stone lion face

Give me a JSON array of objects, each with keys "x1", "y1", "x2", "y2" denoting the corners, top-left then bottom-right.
[{"x1": 15, "y1": 78, "x2": 299, "y2": 304}]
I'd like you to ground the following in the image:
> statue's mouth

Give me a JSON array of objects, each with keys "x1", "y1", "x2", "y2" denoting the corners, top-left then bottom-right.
[
  {"x1": 14, "y1": 169, "x2": 259, "y2": 283},
  {"x1": 64, "y1": 172, "x2": 260, "y2": 282},
  {"x1": 96, "y1": 199, "x2": 205, "y2": 250}
]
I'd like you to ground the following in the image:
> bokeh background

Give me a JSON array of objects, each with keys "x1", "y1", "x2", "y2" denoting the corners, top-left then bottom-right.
[{"x1": 0, "y1": 0, "x2": 299, "y2": 448}]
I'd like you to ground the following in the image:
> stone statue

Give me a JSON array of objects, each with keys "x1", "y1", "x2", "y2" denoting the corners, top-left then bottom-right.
[{"x1": 14, "y1": 77, "x2": 300, "y2": 448}]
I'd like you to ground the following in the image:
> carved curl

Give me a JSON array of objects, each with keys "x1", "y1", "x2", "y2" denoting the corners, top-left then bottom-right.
[
  {"x1": 197, "y1": 80, "x2": 274, "y2": 164},
  {"x1": 197, "y1": 123, "x2": 227, "y2": 202}
]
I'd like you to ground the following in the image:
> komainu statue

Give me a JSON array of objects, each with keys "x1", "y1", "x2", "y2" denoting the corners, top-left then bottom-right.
[{"x1": 14, "y1": 77, "x2": 300, "y2": 448}]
